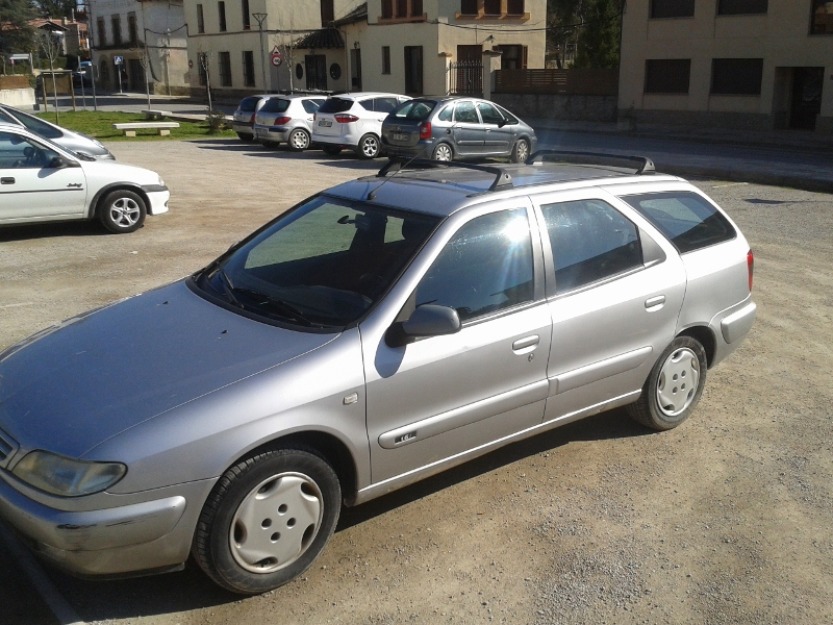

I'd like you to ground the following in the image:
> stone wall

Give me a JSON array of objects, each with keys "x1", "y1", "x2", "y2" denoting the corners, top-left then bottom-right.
[{"x1": 491, "y1": 93, "x2": 618, "y2": 123}]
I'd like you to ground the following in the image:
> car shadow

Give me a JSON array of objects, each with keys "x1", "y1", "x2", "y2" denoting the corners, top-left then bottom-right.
[
  {"x1": 0, "y1": 221, "x2": 108, "y2": 241},
  {"x1": 338, "y1": 407, "x2": 650, "y2": 531}
]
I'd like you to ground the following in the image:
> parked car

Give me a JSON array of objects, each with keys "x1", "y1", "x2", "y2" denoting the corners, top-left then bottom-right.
[
  {"x1": 72, "y1": 60, "x2": 94, "y2": 88},
  {"x1": 382, "y1": 96, "x2": 537, "y2": 162},
  {"x1": 253, "y1": 94, "x2": 327, "y2": 151},
  {"x1": 312, "y1": 91, "x2": 411, "y2": 159},
  {"x1": 0, "y1": 123, "x2": 169, "y2": 233},
  {"x1": 231, "y1": 94, "x2": 272, "y2": 142},
  {"x1": 0, "y1": 153, "x2": 755, "y2": 595},
  {"x1": 0, "y1": 103, "x2": 114, "y2": 160}
]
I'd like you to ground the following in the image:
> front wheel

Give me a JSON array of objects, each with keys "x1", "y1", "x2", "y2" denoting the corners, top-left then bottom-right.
[
  {"x1": 98, "y1": 189, "x2": 147, "y2": 234},
  {"x1": 192, "y1": 449, "x2": 341, "y2": 595},
  {"x1": 627, "y1": 336, "x2": 707, "y2": 431},
  {"x1": 511, "y1": 138, "x2": 530, "y2": 163}
]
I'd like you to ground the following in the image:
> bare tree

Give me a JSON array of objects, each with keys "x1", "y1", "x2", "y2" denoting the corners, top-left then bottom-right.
[{"x1": 38, "y1": 28, "x2": 62, "y2": 121}]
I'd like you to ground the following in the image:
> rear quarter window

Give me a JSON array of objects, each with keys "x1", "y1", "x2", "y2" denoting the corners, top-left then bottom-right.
[{"x1": 621, "y1": 191, "x2": 736, "y2": 254}]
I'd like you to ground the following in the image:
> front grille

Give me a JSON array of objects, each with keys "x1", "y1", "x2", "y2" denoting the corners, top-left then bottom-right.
[{"x1": 0, "y1": 428, "x2": 19, "y2": 469}]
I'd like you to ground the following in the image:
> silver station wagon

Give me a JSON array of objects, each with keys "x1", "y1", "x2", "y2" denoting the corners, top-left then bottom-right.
[{"x1": 0, "y1": 153, "x2": 756, "y2": 595}]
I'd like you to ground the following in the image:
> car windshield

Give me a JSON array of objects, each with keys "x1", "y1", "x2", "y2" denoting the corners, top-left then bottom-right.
[
  {"x1": 261, "y1": 98, "x2": 290, "y2": 113},
  {"x1": 390, "y1": 100, "x2": 437, "y2": 121},
  {"x1": 195, "y1": 196, "x2": 439, "y2": 328}
]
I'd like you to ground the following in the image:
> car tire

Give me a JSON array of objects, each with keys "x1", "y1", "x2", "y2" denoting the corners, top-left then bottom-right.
[
  {"x1": 322, "y1": 145, "x2": 342, "y2": 156},
  {"x1": 627, "y1": 336, "x2": 707, "y2": 431},
  {"x1": 432, "y1": 143, "x2": 453, "y2": 162},
  {"x1": 357, "y1": 134, "x2": 381, "y2": 159},
  {"x1": 511, "y1": 138, "x2": 530, "y2": 163},
  {"x1": 192, "y1": 448, "x2": 341, "y2": 595},
  {"x1": 98, "y1": 189, "x2": 147, "y2": 234},
  {"x1": 287, "y1": 129, "x2": 311, "y2": 152}
]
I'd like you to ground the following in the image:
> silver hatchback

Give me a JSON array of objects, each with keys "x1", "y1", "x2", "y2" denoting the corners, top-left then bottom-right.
[
  {"x1": 0, "y1": 153, "x2": 755, "y2": 595},
  {"x1": 252, "y1": 94, "x2": 326, "y2": 151},
  {"x1": 382, "y1": 96, "x2": 537, "y2": 162}
]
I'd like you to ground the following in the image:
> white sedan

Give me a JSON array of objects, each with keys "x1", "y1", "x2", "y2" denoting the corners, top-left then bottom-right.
[{"x1": 0, "y1": 123, "x2": 169, "y2": 233}]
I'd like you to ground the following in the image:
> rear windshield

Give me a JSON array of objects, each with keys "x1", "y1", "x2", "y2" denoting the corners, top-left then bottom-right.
[
  {"x1": 261, "y1": 98, "x2": 290, "y2": 113},
  {"x1": 239, "y1": 96, "x2": 263, "y2": 112},
  {"x1": 318, "y1": 97, "x2": 354, "y2": 114},
  {"x1": 621, "y1": 191, "x2": 736, "y2": 253},
  {"x1": 389, "y1": 100, "x2": 438, "y2": 121}
]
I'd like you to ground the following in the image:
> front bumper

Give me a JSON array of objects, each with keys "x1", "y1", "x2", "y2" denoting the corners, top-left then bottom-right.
[
  {"x1": 143, "y1": 185, "x2": 170, "y2": 216},
  {"x1": 0, "y1": 471, "x2": 214, "y2": 577}
]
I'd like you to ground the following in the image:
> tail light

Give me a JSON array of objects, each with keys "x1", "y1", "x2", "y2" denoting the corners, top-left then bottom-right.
[
  {"x1": 334, "y1": 114, "x2": 359, "y2": 124},
  {"x1": 248, "y1": 113, "x2": 255, "y2": 125},
  {"x1": 273, "y1": 116, "x2": 291, "y2": 125},
  {"x1": 419, "y1": 121, "x2": 432, "y2": 140},
  {"x1": 747, "y1": 249, "x2": 754, "y2": 291}
]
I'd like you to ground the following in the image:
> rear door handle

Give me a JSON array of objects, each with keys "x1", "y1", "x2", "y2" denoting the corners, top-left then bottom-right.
[
  {"x1": 645, "y1": 295, "x2": 666, "y2": 309},
  {"x1": 1, "y1": 177, "x2": 15, "y2": 185},
  {"x1": 512, "y1": 335, "x2": 540, "y2": 352}
]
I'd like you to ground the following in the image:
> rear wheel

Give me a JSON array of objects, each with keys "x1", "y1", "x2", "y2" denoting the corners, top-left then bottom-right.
[
  {"x1": 357, "y1": 134, "x2": 381, "y2": 159},
  {"x1": 98, "y1": 189, "x2": 146, "y2": 234},
  {"x1": 432, "y1": 143, "x2": 453, "y2": 161},
  {"x1": 192, "y1": 449, "x2": 341, "y2": 595},
  {"x1": 627, "y1": 336, "x2": 707, "y2": 431},
  {"x1": 287, "y1": 129, "x2": 311, "y2": 152}
]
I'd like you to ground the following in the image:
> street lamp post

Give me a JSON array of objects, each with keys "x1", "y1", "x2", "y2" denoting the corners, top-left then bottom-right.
[{"x1": 252, "y1": 12, "x2": 268, "y2": 90}]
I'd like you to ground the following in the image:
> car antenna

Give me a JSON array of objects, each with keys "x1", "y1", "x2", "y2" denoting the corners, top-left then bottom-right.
[{"x1": 367, "y1": 156, "x2": 420, "y2": 201}]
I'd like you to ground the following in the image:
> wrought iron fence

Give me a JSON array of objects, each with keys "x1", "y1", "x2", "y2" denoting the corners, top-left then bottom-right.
[{"x1": 447, "y1": 60, "x2": 482, "y2": 96}]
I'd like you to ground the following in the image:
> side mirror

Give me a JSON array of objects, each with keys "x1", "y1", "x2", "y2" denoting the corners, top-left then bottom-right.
[
  {"x1": 47, "y1": 155, "x2": 76, "y2": 169},
  {"x1": 386, "y1": 304, "x2": 461, "y2": 347}
]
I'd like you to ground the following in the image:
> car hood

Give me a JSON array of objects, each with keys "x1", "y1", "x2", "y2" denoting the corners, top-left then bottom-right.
[{"x1": 0, "y1": 280, "x2": 338, "y2": 458}]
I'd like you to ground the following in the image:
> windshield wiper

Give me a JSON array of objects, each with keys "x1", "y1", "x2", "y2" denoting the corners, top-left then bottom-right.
[{"x1": 232, "y1": 287, "x2": 319, "y2": 327}]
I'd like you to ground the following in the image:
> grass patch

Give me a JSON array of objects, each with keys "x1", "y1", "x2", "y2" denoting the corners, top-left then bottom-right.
[{"x1": 34, "y1": 110, "x2": 236, "y2": 141}]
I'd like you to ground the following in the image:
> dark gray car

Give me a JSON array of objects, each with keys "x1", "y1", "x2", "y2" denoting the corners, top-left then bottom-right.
[{"x1": 381, "y1": 96, "x2": 536, "y2": 162}]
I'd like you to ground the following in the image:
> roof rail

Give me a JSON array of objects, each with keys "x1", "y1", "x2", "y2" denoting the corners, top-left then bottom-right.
[
  {"x1": 377, "y1": 158, "x2": 514, "y2": 192},
  {"x1": 526, "y1": 150, "x2": 656, "y2": 175}
]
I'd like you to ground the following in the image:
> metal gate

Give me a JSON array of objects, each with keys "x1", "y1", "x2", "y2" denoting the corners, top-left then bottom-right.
[{"x1": 447, "y1": 60, "x2": 482, "y2": 96}]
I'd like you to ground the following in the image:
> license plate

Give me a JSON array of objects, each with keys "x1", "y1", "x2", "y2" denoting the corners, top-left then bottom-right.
[
  {"x1": 393, "y1": 132, "x2": 408, "y2": 141},
  {"x1": 318, "y1": 119, "x2": 332, "y2": 127}
]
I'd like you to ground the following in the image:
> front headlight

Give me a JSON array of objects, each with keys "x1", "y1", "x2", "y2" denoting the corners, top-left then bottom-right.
[{"x1": 13, "y1": 451, "x2": 126, "y2": 497}]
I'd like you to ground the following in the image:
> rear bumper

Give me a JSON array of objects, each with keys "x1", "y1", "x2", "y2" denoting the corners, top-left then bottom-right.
[{"x1": 711, "y1": 297, "x2": 756, "y2": 366}]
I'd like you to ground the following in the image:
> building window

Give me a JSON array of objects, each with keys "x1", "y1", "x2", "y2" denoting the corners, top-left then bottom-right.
[
  {"x1": 242, "y1": 0, "x2": 251, "y2": 29},
  {"x1": 322, "y1": 0, "x2": 334, "y2": 24},
  {"x1": 650, "y1": 0, "x2": 694, "y2": 18},
  {"x1": 495, "y1": 45, "x2": 526, "y2": 69},
  {"x1": 484, "y1": 0, "x2": 501, "y2": 15},
  {"x1": 717, "y1": 0, "x2": 767, "y2": 14},
  {"x1": 382, "y1": 46, "x2": 391, "y2": 74},
  {"x1": 127, "y1": 13, "x2": 138, "y2": 46},
  {"x1": 711, "y1": 58, "x2": 763, "y2": 95},
  {"x1": 243, "y1": 51, "x2": 255, "y2": 86},
  {"x1": 460, "y1": 0, "x2": 478, "y2": 14},
  {"x1": 111, "y1": 15, "x2": 121, "y2": 45},
  {"x1": 381, "y1": 0, "x2": 424, "y2": 19},
  {"x1": 218, "y1": 51, "x2": 231, "y2": 86},
  {"x1": 197, "y1": 4, "x2": 205, "y2": 34},
  {"x1": 507, "y1": 0, "x2": 524, "y2": 15},
  {"x1": 96, "y1": 17, "x2": 106, "y2": 46},
  {"x1": 458, "y1": 0, "x2": 525, "y2": 18},
  {"x1": 218, "y1": 1, "x2": 227, "y2": 32},
  {"x1": 811, "y1": 0, "x2": 833, "y2": 34},
  {"x1": 644, "y1": 59, "x2": 691, "y2": 93}
]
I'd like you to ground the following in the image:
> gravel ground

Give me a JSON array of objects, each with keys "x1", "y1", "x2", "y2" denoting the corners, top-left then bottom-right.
[{"x1": 1, "y1": 141, "x2": 831, "y2": 625}]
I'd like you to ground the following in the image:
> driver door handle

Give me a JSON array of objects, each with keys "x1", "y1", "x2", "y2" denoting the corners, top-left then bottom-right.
[{"x1": 1, "y1": 177, "x2": 15, "y2": 185}]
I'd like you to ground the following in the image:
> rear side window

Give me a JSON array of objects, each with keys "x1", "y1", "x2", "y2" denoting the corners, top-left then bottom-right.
[
  {"x1": 261, "y1": 98, "x2": 290, "y2": 113},
  {"x1": 542, "y1": 199, "x2": 642, "y2": 293},
  {"x1": 622, "y1": 192, "x2": 735, "y2": 253},
  {"x1": 318, "y1": 98, "x2": 354, "y2": 114}
]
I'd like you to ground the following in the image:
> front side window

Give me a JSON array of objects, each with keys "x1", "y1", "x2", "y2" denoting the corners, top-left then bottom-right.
[
  {"x1": 477, "y1": 101, "x2": 504, "y2": 124},
  {"x1": 415, "y1": 209, "x2": 534, "y2": 322},
  {"x1": 196, "y1": 198, "x2": 439, "y2": 328},
  {"x1": 621, "y1": 192, "x2": 736, "y2": 254},
  {"x1": 542, "y1": 200, "x2": 641, "y2": 293},
  {"x1": 454, "y1": 101, "x2": 479, "y2": 123},
  {"x1": 0, "y1": 132, "x2": 59, "y2": 169}
]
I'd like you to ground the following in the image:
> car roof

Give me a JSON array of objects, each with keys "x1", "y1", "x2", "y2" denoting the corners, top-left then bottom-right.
[
  {"x1": 327, "y1": 92, "x2": 406, "y2": 100},
  {"x1": 324, "y1": 153, "x2": 683, "y2": 218}
]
